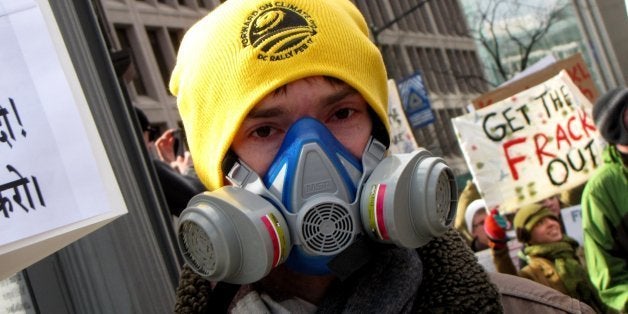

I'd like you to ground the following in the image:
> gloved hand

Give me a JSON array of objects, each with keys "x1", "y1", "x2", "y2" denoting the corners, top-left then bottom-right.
[{"x1": 484, "y1": 209, "x2": 510, "y2": 250}]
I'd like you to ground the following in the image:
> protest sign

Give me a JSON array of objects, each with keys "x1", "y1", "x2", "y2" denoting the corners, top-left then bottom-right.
[
  {"x1": 452, "y1": 71, "x2": 604, "y2": 213},
  {"x1": 472, "y1": 53, "x2": 599, "y2": 109},
  {"x1": 475, "y1": 239, "x2": 523, "y2": 273},
  {"x1": 387, "y1": 80, "x2": 420, "y2": 154},
  {"x1": 0, "y1": 0, "x2": 127, "y2": 279},
  {"x1": 560, "y1": 205, "x2": 584, "y2": 246},
  {"x1": 397, "y1": 72, "x2": 435, "y2": 129}
]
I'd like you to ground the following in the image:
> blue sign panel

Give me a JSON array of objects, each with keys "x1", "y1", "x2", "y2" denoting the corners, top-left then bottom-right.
[{"x1": 397, "y1": 72, "x2": 435, "y2": 129}]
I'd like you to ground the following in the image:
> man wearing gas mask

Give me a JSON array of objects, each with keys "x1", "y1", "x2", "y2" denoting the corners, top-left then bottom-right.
[{"x1": 169, "y1": 0, "x2": 596, "y2": 312}]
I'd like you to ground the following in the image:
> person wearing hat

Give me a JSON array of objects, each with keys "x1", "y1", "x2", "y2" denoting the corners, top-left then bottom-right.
[
  {"x1": 454, "y1": 180, "x2": 481, "y2": 246},
  {"x1": 462, "y1": 198, "x2": 522, "y2": 276},
  {"x1": 168, "y1": 0, "x2": 596, "y2": 312},
  {"x1": 581, "y1": 86, "x2": 628, "y2": 313},
  {"x1": 514, "y1": 204, "x2": 610, "y2": 313},
  {"x1": 464, "y1": 198, "x2": 492, "y2": 252}
]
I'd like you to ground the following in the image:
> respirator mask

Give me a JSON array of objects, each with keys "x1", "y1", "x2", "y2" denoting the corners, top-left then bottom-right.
[{"x1": 177, "y1": 118, "x2": 457, "y2": 284}]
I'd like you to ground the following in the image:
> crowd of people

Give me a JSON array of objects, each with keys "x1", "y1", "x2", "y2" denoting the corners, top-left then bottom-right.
[
  {"x1": 118, "y1": 0, "x2": 626, "y2": 312},
  {"x1": 455, "y1": 87, "x2": 628, "y2": 313}
]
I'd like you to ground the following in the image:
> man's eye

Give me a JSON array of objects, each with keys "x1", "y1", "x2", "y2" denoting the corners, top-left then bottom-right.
[
  {"x1": 334, "y1": 108, "x2": 353, "y2": 120},
  {"x1": 253, "y1": 126, "x2": 272, "y2": 138}
]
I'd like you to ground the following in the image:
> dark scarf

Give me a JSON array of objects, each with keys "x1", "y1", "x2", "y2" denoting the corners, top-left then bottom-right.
[
  {"x1": 317, "y1": 229, "x2": 503, "y2": 313},
  {"x1": 524, "y1": 237, "x2": 609, "y2": 313}
]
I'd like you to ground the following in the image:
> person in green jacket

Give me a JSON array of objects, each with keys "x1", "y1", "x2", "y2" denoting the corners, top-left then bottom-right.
[{"x1": 581, "y1": 86, "x2": 628, "y2": 313}]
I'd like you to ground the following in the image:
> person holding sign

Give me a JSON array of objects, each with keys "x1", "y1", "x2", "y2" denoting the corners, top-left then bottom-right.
[
  {"x1": 581, "y1": 86, "x2": 628, "y2": 313},
  {"x1": 461, "y1": 198, "x2": 521, "y2": 276},
  {"x1": 513, "y1": 204, "x2": 610, "y2": 313},
  {"x1": 167, "y1": 0, "x2": 596, "y2": 312}
]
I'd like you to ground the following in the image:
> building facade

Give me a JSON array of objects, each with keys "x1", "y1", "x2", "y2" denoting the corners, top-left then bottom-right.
[
  {"x1": 571, "y1": 0, "x2": 628, "y2": 89},
  {"x1": 97, "y1": 0, "x2": 489, "y2": 180},
  {"x1": 351, "y1": 0, "x2": 488, "y2": 178}
]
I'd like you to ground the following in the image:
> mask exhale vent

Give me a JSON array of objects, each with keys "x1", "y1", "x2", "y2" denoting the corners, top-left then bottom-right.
[
  {"x1": 436, "y1": 169, "x2": 457, "y2": 226},
  {"x1": 179, "y1": 220, "x2": 216, "y2": 276},
  {"x1": 301, "y1": 202, "x2": 353, "y2": 254}
]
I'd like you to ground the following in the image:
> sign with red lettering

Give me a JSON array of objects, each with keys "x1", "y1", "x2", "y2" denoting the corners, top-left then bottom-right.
[{"x1": 452, "y1": 71, "x2": 604, "y2": 213}]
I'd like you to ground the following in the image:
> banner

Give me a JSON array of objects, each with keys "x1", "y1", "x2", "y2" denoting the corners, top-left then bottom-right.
[
  {"x1": 397, "y1": 72, "x2": 435, "y2": 129},
  {"x1": 387, "y1": 80, "x2": 420, "y2": 154},
  {"x1": 0, "y1": 0, "x2": 127, "y2": 279},
  {"x1": 452, "y1": 71, "x2": 604, "y2": 213}
]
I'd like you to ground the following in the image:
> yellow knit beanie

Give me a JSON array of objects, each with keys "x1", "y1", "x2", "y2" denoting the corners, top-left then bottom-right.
[
  {"x1": 169, "y1": 0, "x2": 389, "y2": 191},
  {"x1": 513, "y1": 203, "x2": 557, "y2": 243}
]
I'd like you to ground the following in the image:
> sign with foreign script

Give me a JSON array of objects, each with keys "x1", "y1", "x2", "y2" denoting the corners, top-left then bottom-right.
[
  {"x1": 0, "y1": 0, "x2": 127, "y2": 279},
  {"x1": 452, "y1": 71, "x2": 604, "y2": 213},
  {"x1": 397, "y1": 72, "x2": 435, "y2": 129},
  {"x1": 387, "y1": 80, "x2": 420, "y2": 154}
]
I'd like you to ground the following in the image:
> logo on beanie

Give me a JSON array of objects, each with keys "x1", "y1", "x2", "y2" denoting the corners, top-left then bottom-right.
[{"x1": 241, "y1": 3, "x2": 317, "y2": 62}]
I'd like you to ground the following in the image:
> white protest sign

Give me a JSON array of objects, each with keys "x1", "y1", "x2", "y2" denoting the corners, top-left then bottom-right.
[
  {"x1": 397, "y1": 72, "x2": 435, "y2": 129},
  {"x1": 475, "y1": 239, "x2": 523, "y2": 273},
  {"x1": 452, "y1": 71, "x2": 604, "y2": 213},
  {"x1": 0, "y1": 0, "x2": 127, "y2": 279},
  {"x1": 561, "y1": 205, "x2": 583, "y2": 246},
  {"x1": 387, "y1": 79, "x2": 420, "y2": 154}
]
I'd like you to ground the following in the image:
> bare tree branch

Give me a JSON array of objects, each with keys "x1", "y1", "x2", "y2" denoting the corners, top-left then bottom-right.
[{"x1": 464, "y1": 0, "x2": 568, "y2": 84}]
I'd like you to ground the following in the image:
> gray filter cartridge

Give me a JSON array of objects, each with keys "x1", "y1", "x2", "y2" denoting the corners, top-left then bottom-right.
[
  {"x1": 177, "y1": 187, "x2": 291, "y2": 284},
  {"x1": 360, "y1": 149, "x2": 457, "y2": 248}
]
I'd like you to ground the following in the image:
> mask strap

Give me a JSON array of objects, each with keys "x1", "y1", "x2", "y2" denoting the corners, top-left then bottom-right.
[
  {"x1": 356, "y1": 137, "x2": 387, "y2": 192},
  {"x1": 361, "y1": 137, "x2": 387, "y2": 174},
  {"x1": 226, "y1": 159, "x2": 288, "y2": 212}
]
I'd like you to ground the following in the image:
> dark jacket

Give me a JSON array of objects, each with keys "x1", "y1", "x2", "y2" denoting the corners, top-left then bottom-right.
[
  {"x1": 153, "y1": 159, "x2": 205, "y2": 216},
  {"x1": 174, "y1": 229, "x2": 595, "y2": 313}
]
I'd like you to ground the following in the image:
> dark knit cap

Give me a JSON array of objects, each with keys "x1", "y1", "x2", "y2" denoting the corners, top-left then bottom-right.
[
  {"x1": 592, "y1": 86, "x2": 628, "y2": 145},
  {"x1": 513, "y1": 204, "x2": 557, "y2": 243}
]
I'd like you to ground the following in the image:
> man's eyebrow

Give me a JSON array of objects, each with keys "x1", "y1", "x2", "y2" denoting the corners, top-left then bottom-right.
[
  {"x1": 246, "y1": 85, "x2": 359, "y2": 119},
  {"x1": 319, "y1": 86, "x2": 359, "y2": 107},
  {"x1": 246, "y1": 106, "x2": 285, "y2": 119}
]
